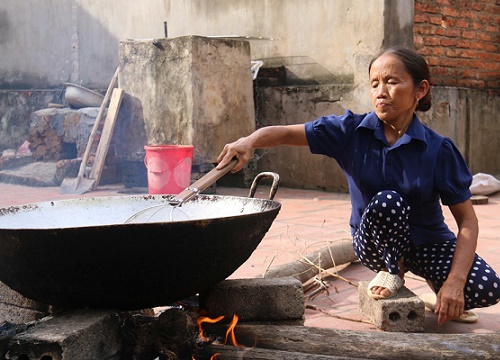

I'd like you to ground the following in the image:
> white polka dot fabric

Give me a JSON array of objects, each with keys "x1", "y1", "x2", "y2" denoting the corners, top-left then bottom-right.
[{"x1": 354, "y1": 190, "x2": 500, "y2": 309}]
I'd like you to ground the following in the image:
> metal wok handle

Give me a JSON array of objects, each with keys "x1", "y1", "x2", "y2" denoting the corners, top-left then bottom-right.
[
  {"x1": 170, "y1": 158, "x2": 238, "y2": 206},
  {"x1": 248, "y1": 172, "x2": 280, "y2": 200}
]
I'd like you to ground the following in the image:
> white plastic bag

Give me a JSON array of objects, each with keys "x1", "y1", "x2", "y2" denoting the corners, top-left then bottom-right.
[{"x1": 470, "y1": 173, "x2": 500, "y2": 196}]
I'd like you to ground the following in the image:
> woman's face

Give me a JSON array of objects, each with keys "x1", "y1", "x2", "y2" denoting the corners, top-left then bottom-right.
[{"x1": 369, "y1": 53, "x2": 426, "y2": 124}]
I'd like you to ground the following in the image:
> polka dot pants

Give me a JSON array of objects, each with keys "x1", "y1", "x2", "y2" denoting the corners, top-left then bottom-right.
[
  {"x1": 353, "y1": 190, "x2": 411, "y2": 275},
  {"x1": 353, "y1": 190, "x2": 500, "y2": 310}
]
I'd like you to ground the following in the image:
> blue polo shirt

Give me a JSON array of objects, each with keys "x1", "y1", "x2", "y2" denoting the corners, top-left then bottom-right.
[{"x1": 304, "y1": 110, "x2": 472, "y2": 247}]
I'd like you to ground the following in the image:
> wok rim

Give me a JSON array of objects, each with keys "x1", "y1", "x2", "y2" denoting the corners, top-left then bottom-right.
[{"x1": 0, "y1": 193, "x2": 282, "y2": 230}]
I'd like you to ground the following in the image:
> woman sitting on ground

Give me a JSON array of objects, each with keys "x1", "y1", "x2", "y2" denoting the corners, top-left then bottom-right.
[{"x1": 216, "y1": 46, "x2": 500, "y2": 325}]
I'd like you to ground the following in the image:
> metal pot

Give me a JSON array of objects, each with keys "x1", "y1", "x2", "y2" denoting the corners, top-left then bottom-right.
[
  {"x1": 0, "y1": 174, "x2": 280, "y2": 310},
  {"x1": 64, "y1": 83, "x2": 104, "y2": 109}
]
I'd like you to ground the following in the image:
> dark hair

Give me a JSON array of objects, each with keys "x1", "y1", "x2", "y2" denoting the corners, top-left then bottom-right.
[{"x1": 369, "y1": 46, "x2": 432, "y2": 112}]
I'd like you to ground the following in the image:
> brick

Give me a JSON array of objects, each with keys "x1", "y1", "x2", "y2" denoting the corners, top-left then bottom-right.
[
  {"x1": 7, "y1": 309, "x2": 121, "y2": 360},
  {"x1": 442, "y1": 6, "x2": 459, "y2": 17},
  {"x1": 462, "y1": 30, "x2": 477, "y2": 39},
  {"x1": 428, "y1": 14, "x2": 444, "y2": 25},
  {"x1": 441, "y1": 38, "x2": 458, "y2": 48},
  {"x1": 477, "y1": 32, "x2": 493, "y2": 42},
  {"x1": 358, "y1": 281, "x2": 425, "y2": 332},
  {"x1": 200, "y1": 277, "x2": 305, "y2": 323}
]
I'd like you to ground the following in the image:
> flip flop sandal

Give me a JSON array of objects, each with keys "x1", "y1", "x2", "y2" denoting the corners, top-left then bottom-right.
[
  {"x1": 419, "y1": 292, "x2": 478, "y2": 323},
  {"x1": 452, "y1": 310, "x2": 478, "y2": 323},
  {"x1": 367, "y1": 271, "x2": 404, "y2": 299}
]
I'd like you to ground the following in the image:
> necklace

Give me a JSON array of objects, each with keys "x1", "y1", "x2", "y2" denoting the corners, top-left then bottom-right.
[{"x1": 383, "y1": 122, "x2": 408, "y2": 145}]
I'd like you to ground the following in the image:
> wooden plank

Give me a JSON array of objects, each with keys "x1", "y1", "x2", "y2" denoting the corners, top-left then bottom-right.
[
  {"x1": 89, "y1": 88, "x2": 124, "y2": 189},
  {"x1": 204, "y1": 324, "x2": 500, "y2": 359},
  {"x1": 59, "y1": 67, "x2": 120, "y2": 194}
]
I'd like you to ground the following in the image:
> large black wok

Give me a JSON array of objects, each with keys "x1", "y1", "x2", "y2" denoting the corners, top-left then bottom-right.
[{"x1": 0, "y1": 173, "x2": 281, "y2": 310}]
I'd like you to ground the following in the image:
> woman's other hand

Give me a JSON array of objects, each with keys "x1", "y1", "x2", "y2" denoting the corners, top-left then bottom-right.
[{"x1": 435, "y1": 278, "x2": 466, "y2": 324}]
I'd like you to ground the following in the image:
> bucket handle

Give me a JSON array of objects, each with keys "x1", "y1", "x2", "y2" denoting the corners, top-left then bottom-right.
[{"x1": 248, "y1": 172, "x2": 280, "y2": 200}]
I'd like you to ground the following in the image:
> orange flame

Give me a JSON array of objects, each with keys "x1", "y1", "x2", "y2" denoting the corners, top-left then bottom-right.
[
  {"x1": 196, "y1": 313, "x2": 243, "y2": 345},
  {"x1": 196, "y1": 314, "x2": 225, "y2": 341},
  {"x1": 194, "y1": 313, "x2": 244, "y2": 359},
  {"x1": 192, "y1": 354, "x2": 220, "y2": 360},
  {"x1": 224, "y1": 314, "x2": 240, "y2": 346}
]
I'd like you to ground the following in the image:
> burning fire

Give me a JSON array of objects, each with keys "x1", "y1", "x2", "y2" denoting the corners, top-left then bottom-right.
[
  {"x1": 194, "y1": 312, "x2": 243, "y2": 359},
  {"x1": 196, "y1": 313, "x2": 225, "y2": 342},
  {"x1": 224, "y1": 314, "x2": 240, "y2": 346}
]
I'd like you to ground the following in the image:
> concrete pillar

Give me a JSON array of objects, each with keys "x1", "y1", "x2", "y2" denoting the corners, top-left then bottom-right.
[{"x1": 117, "y1": 35, "x2": 256, "y2": 165}]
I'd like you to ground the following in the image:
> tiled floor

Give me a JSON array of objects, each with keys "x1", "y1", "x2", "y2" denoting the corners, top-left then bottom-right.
[{"x1": 0, "y1": 182, "x2": 499, "y2": 334}]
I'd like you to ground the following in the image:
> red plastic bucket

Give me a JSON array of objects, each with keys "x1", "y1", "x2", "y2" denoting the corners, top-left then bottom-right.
[{"x1": 144, "y1": 145, "x2": 194, "y2": 194}]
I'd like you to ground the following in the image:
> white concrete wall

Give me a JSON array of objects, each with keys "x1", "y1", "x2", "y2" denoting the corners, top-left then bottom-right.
[
  {"x1": 0, "y1": 0, "x2": 168, "y2": 88},
  {"x1": 0, "y1": 0, "x2": 400, "y2": 94},
  {"x1": 165, "y1": 0, "x2": 394, "y2": 112},
  {"x1": 166, "y1": 0, "x2": 384, "y2": 80}
]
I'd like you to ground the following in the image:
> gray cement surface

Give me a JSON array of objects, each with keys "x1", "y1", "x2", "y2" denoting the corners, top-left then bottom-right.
[{"x1": 0, "y1": 162, "x2": 58, "y2": 187}]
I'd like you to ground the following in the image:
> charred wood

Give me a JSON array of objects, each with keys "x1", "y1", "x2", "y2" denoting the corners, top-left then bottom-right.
[
  {"x1": 120, "y1": 308, "x2": 197, "y2": 360},
  {"x1": 204, "y1": 324, "x2": 500, "y2": 359},
  {"x1": 202, "y1": 344, "x2": 367, "y2": 360}
]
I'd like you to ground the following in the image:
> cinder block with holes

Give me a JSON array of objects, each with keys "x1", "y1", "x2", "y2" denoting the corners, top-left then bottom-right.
[
  {"x1": 7, "y1": 309, "x2": 121, "y2": 360},
  {"x1": 358, "y1": 281, "x2": 425, "y2": 332}
]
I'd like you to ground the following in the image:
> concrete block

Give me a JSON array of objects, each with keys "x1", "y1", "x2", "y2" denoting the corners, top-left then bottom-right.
[
  {"x1": 200, "y1": 277, "x2": 305, "y2": 323},
  {"x1": 358, "y1": 281, "x2": 425, "y2": 332},
  {"x1": 0, "y1": 281, "x2": 50, "y2": 312},
  {"x1": 7, "y1": 309, "x2": 121, "y2": 360},
  {"x1": 0, "y1": 281, "x2": 50, "y2": 324},
  {"x1": 0, "y1": 302, "x2": 47, "y2": 325}
]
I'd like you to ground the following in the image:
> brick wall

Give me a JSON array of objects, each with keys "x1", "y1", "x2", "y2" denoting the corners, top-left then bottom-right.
[{"x1": 414, "y1": 0, "x2": 499, "y2": 93}]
